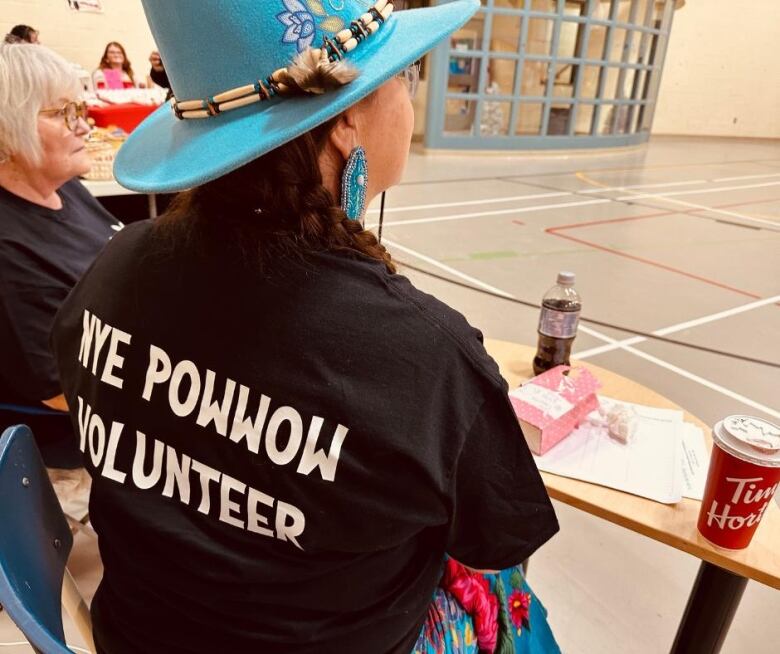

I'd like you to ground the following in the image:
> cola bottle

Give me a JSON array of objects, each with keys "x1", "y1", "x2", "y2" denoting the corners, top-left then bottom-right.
[{"x1": 532, "y1": 271, "x2": 582, "y2": 376}]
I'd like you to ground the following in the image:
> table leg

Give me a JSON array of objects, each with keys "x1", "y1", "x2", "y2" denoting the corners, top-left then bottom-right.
[
  {"x1": 670, "y1": 561, "x2": 747, "y2": 654},
  {"x1": 148, "y1": 193, "x2": 158, "y2": 219}
]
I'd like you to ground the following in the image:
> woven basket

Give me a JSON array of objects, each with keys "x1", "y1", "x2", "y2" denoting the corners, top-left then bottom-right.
[{"x1": 82, "y1": 129, "x2": 126, "y2": 181}]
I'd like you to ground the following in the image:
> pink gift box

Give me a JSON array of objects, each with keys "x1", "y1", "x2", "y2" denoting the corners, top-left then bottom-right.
[{"x1": 509, "y1": 365, "x2": 601, "y2": 456}]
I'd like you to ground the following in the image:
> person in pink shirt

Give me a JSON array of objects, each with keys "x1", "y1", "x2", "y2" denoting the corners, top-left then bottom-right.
[{"x1": 92, "y1": 42, "x2": 142, "y2": 90}]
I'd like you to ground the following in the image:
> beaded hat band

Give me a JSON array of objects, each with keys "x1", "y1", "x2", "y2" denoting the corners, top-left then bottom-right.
[{"x1": 172, "y1": 0, "x2": 394, "y2": 120}]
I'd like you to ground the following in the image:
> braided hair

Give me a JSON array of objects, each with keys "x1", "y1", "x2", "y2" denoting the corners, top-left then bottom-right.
[{"x1": 155, "y1": 118, "x2": 395, "y2": 274}]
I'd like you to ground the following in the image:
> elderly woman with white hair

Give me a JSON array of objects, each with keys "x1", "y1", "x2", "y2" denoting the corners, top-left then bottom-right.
[{"x1": 0, "y1": 43, "x2": 122, "y2": 469}]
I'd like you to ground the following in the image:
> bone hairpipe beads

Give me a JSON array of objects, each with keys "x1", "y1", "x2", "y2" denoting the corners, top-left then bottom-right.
[{"x1": 172, "y1": 1, "x2": 394, "y2": 120}]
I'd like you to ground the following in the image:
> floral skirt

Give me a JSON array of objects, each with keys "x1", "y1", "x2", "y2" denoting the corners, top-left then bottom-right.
[{"x1": 411, "y1": 561, "x2": 560, "y2": 654}]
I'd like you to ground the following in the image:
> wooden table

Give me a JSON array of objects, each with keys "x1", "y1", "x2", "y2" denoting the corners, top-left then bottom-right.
[{"x1": 485, "y1": 339, "x2": 779, "y2": 653}]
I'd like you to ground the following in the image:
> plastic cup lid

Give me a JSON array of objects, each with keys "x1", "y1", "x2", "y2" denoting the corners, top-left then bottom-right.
[{"x1": 713, "y1": 415, "x2": 780, "y2": 467}]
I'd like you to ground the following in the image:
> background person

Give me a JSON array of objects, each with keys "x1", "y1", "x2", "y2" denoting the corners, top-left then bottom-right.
[
  {"x1": 0, "y1": 43, "x2": 123, "y2": 473},
  {"x1": 4, "y1": 24, "x2": 39, "y2": 44},
  {"x1": 147, "y1": 49, "x2": 169, "y2": 91},
  {"x1": 92, "y1": 41, "x2": 142, "y2": 90}
]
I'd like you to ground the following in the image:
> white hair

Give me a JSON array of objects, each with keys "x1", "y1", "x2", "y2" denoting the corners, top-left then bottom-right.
[{"x1": 0, "y1": 43, "x2": 82, "y2": 165}]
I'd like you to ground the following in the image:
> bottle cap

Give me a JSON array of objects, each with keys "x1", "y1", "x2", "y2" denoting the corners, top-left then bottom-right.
[{"x1": 556, "y1": 271, "x2": 575, "y2": 286}]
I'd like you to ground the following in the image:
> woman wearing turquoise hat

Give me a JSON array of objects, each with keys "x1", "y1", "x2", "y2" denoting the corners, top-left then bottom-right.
[{"x1": 51, "y1": 2, "x2": 560, "y2": 653}]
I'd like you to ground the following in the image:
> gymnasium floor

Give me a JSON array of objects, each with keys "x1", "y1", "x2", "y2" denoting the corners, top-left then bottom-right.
[{"x1": 2, "y1": 135, "x2": 778, "y2": 652}]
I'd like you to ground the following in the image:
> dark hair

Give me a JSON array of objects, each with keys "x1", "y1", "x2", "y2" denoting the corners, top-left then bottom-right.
[
  {"x1": 99, "y1": 41, "x2": 135, "y2": 80},
  {"x1": 10, "y1": 25, "x2": 37, "y2": 43},
  {"x1": 154, "y1": 118, "x2": 395, "y2": 274}
]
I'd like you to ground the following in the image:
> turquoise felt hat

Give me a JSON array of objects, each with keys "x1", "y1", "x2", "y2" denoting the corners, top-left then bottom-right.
[{"x1": 113, "y1": 0, "x2": 480, "y2": 193}]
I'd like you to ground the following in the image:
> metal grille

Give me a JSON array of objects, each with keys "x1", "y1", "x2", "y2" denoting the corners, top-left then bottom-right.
[{"x1": 425, "y1": 0, "x2": 676, "y2": 149}]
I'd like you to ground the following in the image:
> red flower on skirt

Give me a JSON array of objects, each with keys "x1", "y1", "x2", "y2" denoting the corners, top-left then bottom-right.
[
  {"x1": 441, "y1": 559, "x2": 498, "y2": 653},
  {"x1": 507, "y1": 589, "x2": 532, "y2": 634}
]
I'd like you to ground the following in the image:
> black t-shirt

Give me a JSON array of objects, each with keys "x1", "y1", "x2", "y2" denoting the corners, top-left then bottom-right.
[
  {"x1": 0, "y1": 179, "x2": 121, "y2": 467},
  {"x1": 52, "y1": 220, "x2": 558, "y2": 654}
]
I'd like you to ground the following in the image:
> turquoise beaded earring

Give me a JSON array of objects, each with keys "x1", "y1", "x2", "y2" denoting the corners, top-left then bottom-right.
[{"x1": 340, "y1": 146, "x2": 368, "y2": 221}]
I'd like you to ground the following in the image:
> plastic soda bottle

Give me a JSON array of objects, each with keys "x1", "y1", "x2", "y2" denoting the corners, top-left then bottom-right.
[{"x1": 532, "y1": 271, "x2": 582, "y2": 376}]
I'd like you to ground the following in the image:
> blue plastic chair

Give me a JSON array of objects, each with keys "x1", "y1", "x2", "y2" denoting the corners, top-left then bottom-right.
[{"x1": 0, "y1": 425, "x2": 93, "y2": 653}]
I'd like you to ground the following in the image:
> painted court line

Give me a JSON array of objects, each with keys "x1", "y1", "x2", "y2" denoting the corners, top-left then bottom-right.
[
  {"x1": 551, "y1": 228, "x2": 761, "y2": 299},
  {"x1": 366, "y1": 191, "x2": 570, "y2": 215},
  {"x1": 574, "y1": 294, "x2": 780, "y2": 359},
  {"x1": 369, "y1": 171, "x2": 780, "y2": 216},
  {"x1": 633, "y1": 195, "x2": 779, "y2": 228},
  {"x1": 394, "y1": 157, "x2": 780, "y2": 189},
  {"x1": 609, "y1": 183, "x2": 780, "y2": 228},
  {"x1": 712, "y1": 172, "x2": 780, "y2": 182},
  {"x1": 576, "y1": 328, "x2": 780, "y2": 421},
  {"x1": 545, "y1": 196, "x2": 780, "y2": 300},
  {"x1": 576, "y1": 173, "x2": 780, "y2": 227},
  {"x1": 384, "y1": 239, "x2": 780, "y2": 420},
  {"x1": 614, "y1": 180, "x2": 780, "y2": 202},
  {"x1": 385, "y1": 240, "x2": 514, "y2": 298},
  {"x1": 373, "y1": 180, "x2": 780, "y2": 228},
  {"x1": 578, "y1": 178, "x2": 706, "y2": 194},
  {"x1": 369, "y1": 179, "x2": 706, "y2": 216},
  {"x1": 367, "y1": 199, "x2": 610, "y2": 229}
]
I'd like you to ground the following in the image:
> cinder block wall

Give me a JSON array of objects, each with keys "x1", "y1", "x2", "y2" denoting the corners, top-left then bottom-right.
[
  {"x1": 654, "y1": 0, "x2": 780, "y2": 138},
  {"x1": 1, "y1": 0, "x2": 156, "y2": 86}
]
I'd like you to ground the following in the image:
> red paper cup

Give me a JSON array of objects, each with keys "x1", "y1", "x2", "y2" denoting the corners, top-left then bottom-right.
[{"x1": 698, "y1": 415, "x2": 780, "y2": 550}]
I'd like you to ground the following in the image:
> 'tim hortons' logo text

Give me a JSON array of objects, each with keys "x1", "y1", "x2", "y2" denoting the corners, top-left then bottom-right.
[{"x1": 705, "y1": 476, "x2": 778, "y2": 531}]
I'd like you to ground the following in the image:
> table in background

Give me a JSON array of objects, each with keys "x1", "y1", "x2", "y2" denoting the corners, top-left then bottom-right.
[
  {"x1": 485, "y1": 339, "x2": 779, "y2": 654},
  {"x1": 88, "y1": 103, "x2": 158, "y2": 133},
  {"x1": 81, "y1": 179, "x2": 158, "y2": 219}
]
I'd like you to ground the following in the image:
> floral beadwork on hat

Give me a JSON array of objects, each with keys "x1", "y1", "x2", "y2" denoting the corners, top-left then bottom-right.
[
  {"x1": 278, "y1": 0, "x2": 318, "y2": 52},
  {"x1": 173, "y1": 0, "x2": 394, "y2": 120},
  {"x1": 113, "y1": 0, "x2": 480, "y2": 192},
  {"x1": 278, "y1": 0, "x2": 375, "y2": 53}
]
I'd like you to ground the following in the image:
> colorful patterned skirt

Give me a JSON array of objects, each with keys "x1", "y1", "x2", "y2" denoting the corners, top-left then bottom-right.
[{"x1": 411, "y1": 561, "x2": 560, "y2": 654}]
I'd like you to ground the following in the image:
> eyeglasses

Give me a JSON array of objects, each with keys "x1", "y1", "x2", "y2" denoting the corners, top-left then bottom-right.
[
  {"x1": 397, "y1": 61, "x2": 421, "y2": 100},
  {"x1": 39, "y1": 101, "x2": 89, "y2": 132}
]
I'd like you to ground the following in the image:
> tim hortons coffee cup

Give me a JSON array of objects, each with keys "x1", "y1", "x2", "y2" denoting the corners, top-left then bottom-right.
[{"x1": 697, "y1": 415, "x2": 780, "y2": 550}]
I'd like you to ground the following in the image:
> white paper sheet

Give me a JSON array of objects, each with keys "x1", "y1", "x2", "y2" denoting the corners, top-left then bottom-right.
[
  {"x1": 681, "y1": 424, "x2": 709, "y2": 501},
  {"x1": 533, "y1": 397, "x2": 684, "y2": 504}
]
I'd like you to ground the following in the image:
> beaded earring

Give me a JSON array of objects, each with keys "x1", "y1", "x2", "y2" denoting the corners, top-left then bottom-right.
[{"x1": 340, "y1": 145, "x2": 368, "y2": 221}]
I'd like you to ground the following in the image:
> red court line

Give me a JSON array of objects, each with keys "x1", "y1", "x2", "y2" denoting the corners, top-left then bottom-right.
[{"x1": 544, "y1": 197, "x2": 780, "y2": 300}]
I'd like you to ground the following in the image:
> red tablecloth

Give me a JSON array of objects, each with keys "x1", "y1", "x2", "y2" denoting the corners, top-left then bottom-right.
[{"x1": 88, "y1": 103, "x2": 159, "y2": 133}]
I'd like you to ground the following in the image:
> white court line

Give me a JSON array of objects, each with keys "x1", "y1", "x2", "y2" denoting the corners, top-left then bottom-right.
[
  {"x1": 613, "y1": 182, "x2": 780, "y2": 227},
  {"x1": 579, "y1": 179, "x2": 707, "y2": 194},
  {"x1": 366, "y1": 199, "x2": 609, "y2": 229},
  {"x1": 607, "y1": 342, "x2": 780, "y2": 420},
  {"x1": 385, "y1": 240, "x2": 514, "y2": 298},
  {"x1": 575, "y1": 294, "x2": 780, "y2": 359},
  {"x1": 636, "y1": 196, "x2": 778, "y2": 228},
  {"x1": 368, "y1": 179, "x2": 705, "y2": 215},
  {"x1": 386, "y1": 238, "x2": 780, "y2": 420},
  {"x1": 372, "y1": 180, "x2": 780, "y2": 229},
  {"x1": 366, "y1": 191, "x2": 570, "y2": 215},
  {"x1": 369, "y1": 170, "x2": 780, "y2": 216},
  {"x1": 712, "y1": 172, "x2": 780, "y2": 182},
  {"x1": 614, "y1": 180, "x2": 780, "y2": 201}
]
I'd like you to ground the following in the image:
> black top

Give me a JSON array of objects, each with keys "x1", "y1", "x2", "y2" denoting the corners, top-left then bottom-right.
[
  {"x1": 0, "y1": 179, "x2": 121, "y2": 467},
  {"x1": 149, "y1": 65, "x2": 170, "y2": 90},
  {"x1": 52, "y1": 220, "x2": 558, "y2": 654}
]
